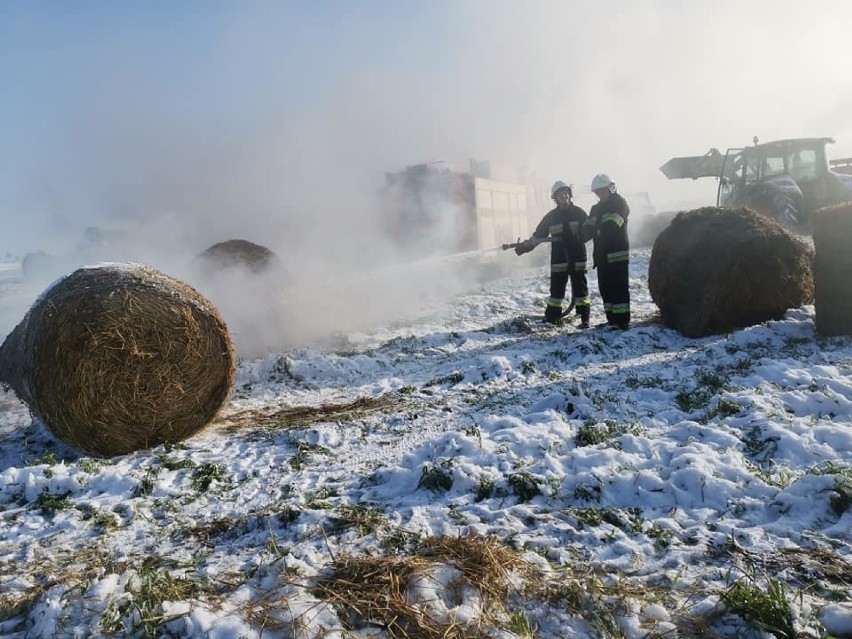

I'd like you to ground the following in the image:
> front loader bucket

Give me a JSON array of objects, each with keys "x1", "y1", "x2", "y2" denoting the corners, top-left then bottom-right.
[{"x1": 660, "y1": 148, "x2": 724, "y2": 180}]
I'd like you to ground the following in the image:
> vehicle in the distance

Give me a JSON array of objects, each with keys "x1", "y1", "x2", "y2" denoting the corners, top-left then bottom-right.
[{"x1": 660, "y1": 137, "x2": 852, "y2": 231}]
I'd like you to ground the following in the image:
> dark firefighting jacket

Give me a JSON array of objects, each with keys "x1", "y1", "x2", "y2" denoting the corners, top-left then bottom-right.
[
  {"x1": 531, "y1": 204, "x2": 588, "y2": 272},
  {"x1": 585, "y1": 192, "x2": 630, "y2": 268}
]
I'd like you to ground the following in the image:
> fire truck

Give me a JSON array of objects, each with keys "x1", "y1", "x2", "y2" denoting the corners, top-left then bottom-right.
[{"x1": 382, "y1": 160, "x2": 549, "y2": 258}]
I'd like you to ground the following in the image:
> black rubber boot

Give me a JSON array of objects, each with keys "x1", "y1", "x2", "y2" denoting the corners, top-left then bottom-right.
[
  {"x1": 613, "y1": 312, "x2": 630, "y2": 329},
  {"x1": 544, "y1": 304, "x2": 563, "y2": 324},
  {"x1": 577, "y1": 306, "x2": 590, "y2": 329}
]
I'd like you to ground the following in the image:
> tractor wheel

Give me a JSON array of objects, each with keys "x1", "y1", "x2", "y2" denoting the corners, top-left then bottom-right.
[
  {"x1": 747, "y1": 194, "x2": 800, "y2": 232},
  {"x1": 772, "y1": 195, "x2": 801, "y2": 231}
]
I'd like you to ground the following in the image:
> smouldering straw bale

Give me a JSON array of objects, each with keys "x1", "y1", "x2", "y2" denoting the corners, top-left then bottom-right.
[
  {"x1": 812, "y1": 201, "x2": 852, "y2": 336},
  {"x1": 648, "y1": 207, "x2": 814, "y2": 337},
  {"x1": 0, "y1": 263, "x2": 235, "y2": 457},
  {"x1": 196, "y1": 239, "x2": 281, "y2": 275}
]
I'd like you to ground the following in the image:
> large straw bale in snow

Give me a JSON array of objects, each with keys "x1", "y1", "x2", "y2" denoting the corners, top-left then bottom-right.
[
  {"x1": 648, "y1": 207, "x2": 814, "y2": 337},
  {"x1": 197, "y1": 239, "x2": 281, "y2": 275},
  {"x1": 0, "y1": 264, "x2": 235, "y2": 456},
  {"x1": 812, "y1": 201, "x2": 852, "y2": 336}
]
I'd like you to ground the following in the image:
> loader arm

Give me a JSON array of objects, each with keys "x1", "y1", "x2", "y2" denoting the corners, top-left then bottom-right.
[{"x1": 660, "y1": 148, "x2": 724, "y2": 180}]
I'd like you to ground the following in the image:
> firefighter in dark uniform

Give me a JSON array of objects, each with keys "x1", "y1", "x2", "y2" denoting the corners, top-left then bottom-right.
[
  {"x1": 585, "y1": 173, "x2": 630, "y2": 328},
  {"x1": 514, "y1": 181, "x2": 591, "y2": 327}
]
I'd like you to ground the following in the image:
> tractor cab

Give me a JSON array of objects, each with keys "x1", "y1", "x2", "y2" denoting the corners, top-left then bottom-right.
[{"x1": 661, "y1": 137, "x2": 852, "y2": 232}]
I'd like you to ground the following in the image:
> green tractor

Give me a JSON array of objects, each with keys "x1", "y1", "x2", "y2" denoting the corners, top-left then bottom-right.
[{"x1": 660, "y1": 137, "x2": 852, "y2": 232}]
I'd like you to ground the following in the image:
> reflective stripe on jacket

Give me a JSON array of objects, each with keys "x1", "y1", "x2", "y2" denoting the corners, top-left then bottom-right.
[
  {"x1": 586, "y1": 192, "x2": 630, "y2": 269},
  {"x1": 532, "y1": 204, "x2": 588, "y2": 272}
]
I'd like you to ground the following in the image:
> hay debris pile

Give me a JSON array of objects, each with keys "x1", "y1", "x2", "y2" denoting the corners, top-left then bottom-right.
[
  {"x1": 812, "y1": 201, "x2": 852, "y2": 336},
  {"x1": 196, "y1": 239, "x2": 281, "y2": 275},
  {"x1": 648, "y1": 207, "x2": 814, "y2": 337},
  {"x1": 0, "y1": 264, "x2": 235, "y2": 456}
]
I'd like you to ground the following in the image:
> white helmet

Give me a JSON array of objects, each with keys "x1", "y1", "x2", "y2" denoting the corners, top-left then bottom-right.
[
  {"x1": 551, "y1": 180, "x2": 572, "y2": 197},
  {"x1": 590, "y1": 173, "x2": 615, "y2": 192}
]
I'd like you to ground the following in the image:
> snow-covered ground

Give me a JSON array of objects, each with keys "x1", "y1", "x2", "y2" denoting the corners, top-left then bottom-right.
[{"x1": 0, "y1": 248, "x2": 850, "y2": 638}]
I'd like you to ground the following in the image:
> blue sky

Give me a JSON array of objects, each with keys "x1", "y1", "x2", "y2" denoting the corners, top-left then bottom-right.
[
  {"x1": 2, "y1": 1, "x2": 852, "y2": 254},
  {"x1": 0, "y1": 2, "x2": 457, "y2": 172}
]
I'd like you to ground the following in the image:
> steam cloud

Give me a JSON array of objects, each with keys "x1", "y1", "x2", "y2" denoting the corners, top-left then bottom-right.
[{"x1": 2, "y1": 1, "x2": 851, "y2": 354}]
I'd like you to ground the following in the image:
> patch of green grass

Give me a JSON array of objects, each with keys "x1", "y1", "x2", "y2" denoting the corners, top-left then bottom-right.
[
  {"x1": 676, "y1": 367, "x2": 731, "y2": 412},
  {"x1": 807, "y1": 462, "x2": 852, "y2": 516},
  {"x1": 158, "y1": 455, "x2": 197, "y2": 471},
  {"x1": 543, "y1": 573, "x2": 625, "y2": 638},
  {"x1": 697, "y1": 368, "x2": 727, "y2": 393},
  {"x1": 575, "y1": 507, "x2": 608, "y2": 528},
  {"x1": 417, "y1": 459, "x2": 454, "y2": 492},
  {"x1": 586, "y1": 388, "x2": 619, "y2": 408},
  {"x1": 330, "y1": 503, "x2": 386, "y2": 537},
  {"x1": 742, "y1": 425, "x2": 780, "y2": 462},
  {"x1": 572, "y1": 482, "x2": 602, "y2": 502},
  {"x1": 133, "y1": 468, "x2": 159, "y2": 497},
  {"x1": 809, "y1": 460, "x2": 851, "y2": 476},
  {"x1": 828, "y1": 476, "x2": 852, "y2": 516},
  {"x1": 645, "y1": 521, "x2": 675, "y2": 550},
  {"x1": 576, "y1": 422, "x2": 610, "y2": 447},
  {"x1": 474, "y1": 477, "x2": 495, "y2": 502},
  {"x1": 278, "y1": 505, "x2": 302, "y2": 525},
  {"x1": 80, "y1": 507, "x2": 120, "y2": 531},
  {"x1": 575, "y1": 421, "x2": 638, "y2": 447},
  {"x1": 304, "y1": 497, "x2": 333, "y2": 510},
  {"x1": 675, "y1": 389, "x2": 709, "y2": 412},
  {"x1": 508, "y1": 471, "x2": 541, "y2": 502},
  {"x1": 424, "y1": 371, "x2": 465, "y2": 387},
  {"x1": 624, "y1": 374, "x2": 666, "y2": 390},
  {"x1": 562, "y1": 506, "x2": 647, "y2": 535},
  {"x1": 289, "y1": 441, "x2": 331, "y2": 471},
  {"x1": 380, "y1": 529, "x2": 421, "y2": 555},
  {"x1": 191, "y1": 463, "x2": 228, "y2": 492},
  {"x1": 731, "y1": 357, "x2": 755, "y2": 374},
  {"x1": 721, "y1": 576, "x2": 797, "y2": 639},
  {"x1": 34, "y1": 490, "x2": 72, "y2": 516},
  {"x1": 707, "y1": 398, "x2": 742, "y2": 419},
  {"x1": 460, "y1": 423, "x2": 482, "y2": 444},
  {"x1": 77, "y1": 458, "x2": 104, "y2": 474},
  {"x1": 100, "y1": 557, "x2": 205, "y2": 638},
  {"x1": 508, "y1": 610, "x2": 538, "y2": 637},
  {"x1": 31, "y1": 451, "x2": 58, "y2": 466},
  {"x1": 746, "y1": 461, "x2": 797, "y2": 489}
]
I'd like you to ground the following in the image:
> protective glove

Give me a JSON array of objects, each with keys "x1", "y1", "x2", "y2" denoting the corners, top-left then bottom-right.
[{"x1": 514, "y1": 240, "x2": 534, "y2": 256}]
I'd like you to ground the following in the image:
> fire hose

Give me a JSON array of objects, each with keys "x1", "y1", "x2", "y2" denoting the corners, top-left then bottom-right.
[{"x1": 501, "y1": 237, "x2": 575, "y2": 318}]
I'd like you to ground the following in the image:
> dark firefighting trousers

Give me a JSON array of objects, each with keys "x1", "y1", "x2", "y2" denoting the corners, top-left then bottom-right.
[
  {"x1": 597, "y1": 261, "x2": 630, "y2": 327},
  {"x1": 548, "y1": 262, "x2": 590, "y2": 324}
]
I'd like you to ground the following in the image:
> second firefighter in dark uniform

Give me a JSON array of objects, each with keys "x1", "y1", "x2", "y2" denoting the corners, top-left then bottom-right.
[
  {"x1": 514, "y1": 180, "x2": 591, "y2": 327},
  {"x1": 585, "y1": 173, "x2": 630, "y2": 328}
]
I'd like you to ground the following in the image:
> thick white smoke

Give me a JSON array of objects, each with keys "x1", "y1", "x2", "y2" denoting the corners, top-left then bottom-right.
[{"x1": 2, "y1": 1, "x2": 850, "y2": 354}]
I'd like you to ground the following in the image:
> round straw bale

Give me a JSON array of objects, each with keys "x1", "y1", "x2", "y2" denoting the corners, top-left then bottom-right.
[
  {"x1": 196, "y1": 239, "x2": 281, "y2": 274},
  {"x1": 648, "y1": 207, "x2": 813, "y2": 337},
  {"x1": 812, "y1": 201, "x2": 852, "y2": 336},
  {"x1": 0, "y1": 264, "x2": 235, "y2": 456}
]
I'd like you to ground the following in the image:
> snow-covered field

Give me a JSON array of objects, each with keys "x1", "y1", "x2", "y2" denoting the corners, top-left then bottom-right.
[{"x1": 1, "y1": 249, "x2": 851, "y2": 638}]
